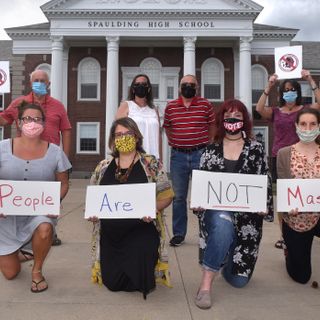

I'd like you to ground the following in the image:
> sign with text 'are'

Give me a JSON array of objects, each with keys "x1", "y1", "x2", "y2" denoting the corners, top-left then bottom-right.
[
  {"x1": 190, "y1": 170, "x2": 268, "y2": 212},
  {"x1": 84, "y1": 183, "x2": 156, "y2": 219},
  {"x1": 277, "y1": 179, "x2": 320, "y2": 212},
  {"x1": 0, "y1": 181, "x2": 61, "y2": 216}
]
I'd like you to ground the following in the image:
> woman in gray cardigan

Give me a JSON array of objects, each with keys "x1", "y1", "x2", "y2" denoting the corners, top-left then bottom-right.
[{"x1": 277, "y1": 108, "x2": 320, "y2": 284}]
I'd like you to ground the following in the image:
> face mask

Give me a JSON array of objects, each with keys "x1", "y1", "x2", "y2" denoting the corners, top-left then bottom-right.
[
  {"x1": 21, "y1": 122, "x2": 44, "y2": 138},
  {"x1": 133, "y1": 84, "x2": 149, "y2": 98},
  {"x1": 114, "y1": 135, "x2": 136, "y2": 153},
  {"x1": 296, "y1": 125, "x2": 320, "y2": 143},
  {"x1": 283, "y1": 91, "x2": 297, "y2": 103},
  {"x1": 181, "y1": 84, "x2": 196, "y2": 99},
  {"x1": 223, "y1": 118, "x2": 244, "y2": 135},
  {"x1": 32, "y1": 82, "x2": 47, "y2": 96}
]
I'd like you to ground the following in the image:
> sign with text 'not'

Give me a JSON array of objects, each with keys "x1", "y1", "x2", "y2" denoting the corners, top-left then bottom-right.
[
  {"x1": 0, "y1": 180, "x2": 61, "y2": 216},
  {"x1": 84, "y1": 183, "x2": 156, "y2": 219},
  {"x1": 190, "y1": 170, "x2": 268, "y2": 212}
]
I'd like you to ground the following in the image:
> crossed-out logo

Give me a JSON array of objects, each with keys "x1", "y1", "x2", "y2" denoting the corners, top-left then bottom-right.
[
  {"x1": 278, "y1": 53, "x2": 299, "y2": 73},
  {"x1": 0, "y1": 68, "x2": 7, "y2": 86}
]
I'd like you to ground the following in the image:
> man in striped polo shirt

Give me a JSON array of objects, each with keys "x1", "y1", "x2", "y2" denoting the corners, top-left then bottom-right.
[{"x1": 163, "y1": 74, "x2": 216, "y2": 246}]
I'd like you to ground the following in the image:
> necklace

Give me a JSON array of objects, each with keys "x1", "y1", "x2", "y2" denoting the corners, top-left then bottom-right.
[
  {"x1": 115, "y1": 152, "x2": 137, "y2": 183},
  {"x1": 224, "y1": 136, "x2": 242, "y2": 141}
]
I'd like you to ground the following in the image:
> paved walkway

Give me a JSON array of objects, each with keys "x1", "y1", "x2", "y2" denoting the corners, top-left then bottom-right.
[{"x1": 0, "y1": 179, "x2": 319, "y2": 320}]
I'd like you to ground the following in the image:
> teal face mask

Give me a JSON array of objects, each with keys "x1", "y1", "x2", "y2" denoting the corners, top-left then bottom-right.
[
  {"x1": 283, "y1": 91, "x2": 297, "y2": 103},
  {"x1": 32, "y1": 82, "x2": 47, "y2": 96}
]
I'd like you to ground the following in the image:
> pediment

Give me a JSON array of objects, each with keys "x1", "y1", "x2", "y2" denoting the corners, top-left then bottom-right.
[{"x1": 41, "y1": 0, "x2": 262, "y2": 12}]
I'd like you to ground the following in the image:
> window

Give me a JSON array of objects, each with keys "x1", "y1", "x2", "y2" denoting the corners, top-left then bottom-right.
[
  {"x1": 140, "y1": 58, "x2": 161, "y2": 99},
  {"x1": 35, "y1": 63, "x2": 51, "y2": 81},
  {"x1": 0, "y1": 93, "x2": 4, "y2": 111},
  {"x1": 0, "y1": 127, "x2": 3, "y2": 140},
  {"x1": 77, "y1": 58, "x2": 101, "y2": 101},
  {"x1": 166, "y1": 78, "x2": 174, "y2": 100},
  {"x1": 300, "y1": 81, "x2": 313, "y2": 105},
  {"x1": 251, "y1": 65, "x2": 268, "y2": 105},
  {"x1": 77, "y1": 122, "x2": 100, "y2": 154},
  {"x1": 201, "y1": 58, "x2": 224, "y2": 101}
]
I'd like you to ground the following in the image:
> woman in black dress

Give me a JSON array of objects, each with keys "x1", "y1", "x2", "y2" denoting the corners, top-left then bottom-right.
[{"x1": 89, "y1": 117, "x2": 173, "y2": 299}]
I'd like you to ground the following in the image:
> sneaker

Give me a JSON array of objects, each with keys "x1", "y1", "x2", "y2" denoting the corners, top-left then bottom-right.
[
  {"x1": 195, "y1": 290, "x2": 212, "y2": 309},
  {"x1": 169, "y1": 235, "x2": 185, "y2": 247}
]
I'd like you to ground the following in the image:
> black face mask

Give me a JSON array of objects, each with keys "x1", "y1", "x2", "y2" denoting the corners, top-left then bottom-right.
[
  {"x1": 133, "y1": 84, "x2": 149, "y2": 98},
  {"x1": 223, "y1": 118, "x2": 244, "y2": 135},
  {"x1": 181, "y1": 84, "x2": 196, "y2": 99}
]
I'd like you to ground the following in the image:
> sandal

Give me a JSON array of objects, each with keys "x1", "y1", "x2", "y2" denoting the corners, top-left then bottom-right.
[
  {"x1": 275, "y1": 239, "x2": 285, "y2": 249},
  {"x1": 19, "y1": 249, "x2": 34, "y2": 263},
  {"x1": 31, "y1": 277, "x2": 48, "y2": 293},
  {"x1": 52, "y1": 235, "x2": 62, "y2": 246}
]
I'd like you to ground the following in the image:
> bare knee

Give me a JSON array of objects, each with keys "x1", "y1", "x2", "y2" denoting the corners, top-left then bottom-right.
[
  {"x1": 35, "y1": 223, "x2": 53, "y2": 241},
  {"x1": 1, "y1": 266, "x2": 20, "y2": 280}
]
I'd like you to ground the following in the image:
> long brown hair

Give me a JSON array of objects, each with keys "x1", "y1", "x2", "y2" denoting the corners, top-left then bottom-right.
[{"x1": 127, "y1": 74, "x2": 154, "y2": 108}]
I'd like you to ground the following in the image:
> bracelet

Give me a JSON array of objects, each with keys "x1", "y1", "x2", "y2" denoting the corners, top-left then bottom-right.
[
  {"x1": 312, "y1": 86, "x2": 318, "y2": 91},
  {"x1": 263, "y1": 91, "x2": 269, "y2": 96}
]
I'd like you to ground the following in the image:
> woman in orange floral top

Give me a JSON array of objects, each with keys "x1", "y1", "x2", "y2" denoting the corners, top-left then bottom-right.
[{"x1": 277, "y1": 108, "x2": 320, "y2": 284}]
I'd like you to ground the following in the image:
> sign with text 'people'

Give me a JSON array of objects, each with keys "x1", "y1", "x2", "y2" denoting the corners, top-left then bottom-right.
[
  {"x1": 190, "y1": 170, "x2": 268, "y2": 212},
  {"x1": 0, "y1": 181, "x2": 61, "y2": 215},
  {"x1": 84, "y1": 183, "x2": 156, "y2": 219},
  {"x1": 277, "y1": 179, "x2": 320, "y2": 212}
]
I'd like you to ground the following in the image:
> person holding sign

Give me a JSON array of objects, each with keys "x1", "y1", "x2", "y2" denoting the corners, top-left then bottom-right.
[
  {"x1": 194, "y1": 99, "x2": 273, "y2": 309},
  {"x1": 256, "y1": 69, "x2": 320, "y2": 250},
  {"x1": 0, "y1": 102, "x2": 71, "y2": 293},
  {"x1": 116, "y1": 74, "x2": 162, "y2": 159},
  {"x1": 277, "y1": 108, "x2": 320, "y2": 284},
  {"x1": 88, "y1": 117, "x2": 173, "y2": 299}
]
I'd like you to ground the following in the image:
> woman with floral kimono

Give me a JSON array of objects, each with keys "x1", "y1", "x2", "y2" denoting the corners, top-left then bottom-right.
[
  {"x1": 88, "y1": 117, "x2": 173, "y2": 299},
  {"x1": 194, "y1": 99, "x2": 274, "y2": 309}
]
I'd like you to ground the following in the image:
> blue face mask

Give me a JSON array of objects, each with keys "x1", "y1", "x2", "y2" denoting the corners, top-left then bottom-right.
[
  {"x1": 32, "y1": 82, "x2": 47, "y2": 96},
  {"x1": 283, "y1": 91, "x2": 297, "y2": 103}
]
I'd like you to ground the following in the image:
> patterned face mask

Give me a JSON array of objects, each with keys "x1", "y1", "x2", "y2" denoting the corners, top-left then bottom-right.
[
  {"x1": 296, "y1": 125, "x2": 320, "y2": 143},
  {"x1": 114, "y1": 135, "x2": 136, "y2": 153}
]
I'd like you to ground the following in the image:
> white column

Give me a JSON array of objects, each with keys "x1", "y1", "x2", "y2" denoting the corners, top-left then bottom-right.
[
  {"x1": 62, "y1": 47, "x2": 69, "y2": 110},
  {"x1": 105, "y1": 36, "x2": 120, "y2": 157},
  {"x1": 50, "y1": 36, "x2": 64, "y2": 101},
  {"x1": 233, "y1": 46, "x2": 240, "y2": 99},
  {"x1": 239, "y1": 36, "x2": 252, "y2": 114},
  {"x1": 183, "y1": 36, "x2": 197, "y2": 76}
]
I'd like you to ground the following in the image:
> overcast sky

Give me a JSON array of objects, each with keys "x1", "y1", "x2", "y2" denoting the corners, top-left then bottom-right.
[{"x1": 0, "y1": 0, "x2": 319, "y2": 41}]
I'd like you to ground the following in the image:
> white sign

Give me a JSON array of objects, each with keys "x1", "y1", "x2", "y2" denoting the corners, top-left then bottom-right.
[
  {"x1": 274, "y1": 45, "x2": 302, "y2": 79},
  {"x1": 0, "y1": 181, "x2": 61, "y2": 216},
  {"x1": 0, "y1": 61, "x2": 10, "y2": 93},
  {"x1": 85, "y1": 183, "x2": 156, "y2": 219},
  {"x1": 277, "y1": 179, "x2": 320, "y2": 212},
  {"x1": 190, "y1": 170, "x2": 268, "y2": 212}
]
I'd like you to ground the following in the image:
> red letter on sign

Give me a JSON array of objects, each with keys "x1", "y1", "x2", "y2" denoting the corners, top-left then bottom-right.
[
  {"x1": 0, "y1": 184, "x2": 13, "y2": 207},
  {"x1": 288, "y1": 186, "x2": 304, "y2": 207}
]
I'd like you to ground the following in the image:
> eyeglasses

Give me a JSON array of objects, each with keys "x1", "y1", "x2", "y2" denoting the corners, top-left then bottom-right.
[
  {"x1": 181, "y1": 82, "x2": 196, "y2": 88},
  {"x1": 133, "y1": 82, "x2": 148, "y2": 87},
  {"x1": 284, "y1": 88, "x2": 297, "y2": 92},
  {"x1": 115, "y1": 130, "x2": 135, "y2": 138},
  {"x1": 21, "y1": 116, "x2": 44, "y2": 124}
]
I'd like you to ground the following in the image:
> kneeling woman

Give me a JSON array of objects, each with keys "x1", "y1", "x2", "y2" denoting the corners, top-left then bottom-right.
[
  {"x1": 89, "y1": 117, "x2": 173, "y2": 299},
  {"x1": 194, "y1": 99, "x2": 274, "y2": 309},
  {"x1": 0, "y1": 102, "x2": 71, "y2": 293},
  {"x1": 277, "y1": 108, "x2": 320, "y2": 284}
]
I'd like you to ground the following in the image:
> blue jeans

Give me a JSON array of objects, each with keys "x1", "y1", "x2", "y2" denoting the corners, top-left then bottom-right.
[
  {"x1": 170, "y1": 148, "x2": 204, "y2": 237},
  {"x1": 203, "y1": 210, "x2": 250, "y2": 288}
]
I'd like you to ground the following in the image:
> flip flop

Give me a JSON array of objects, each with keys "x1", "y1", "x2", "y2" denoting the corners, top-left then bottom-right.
[
  {"x1": 31, "y1": 277, "x2": 48, "y2": 293},
  {"x1": 19, "y1": 249, "x2": 34, "y2": 263}
]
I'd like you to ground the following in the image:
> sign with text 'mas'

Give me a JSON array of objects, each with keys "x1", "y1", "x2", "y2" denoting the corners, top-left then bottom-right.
[
  {"x1": 0, "y1": 181, "x2": 61, "y2": 216},
  {"x1": 277, "y1": 179, "x2": 320, "y2": 212},
  {"x1": 85, "y1": 183, "x2": 156, "y2": 219},
  {"x1": 190, "y1": 170, "x2": 268, "y2": 212}
]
